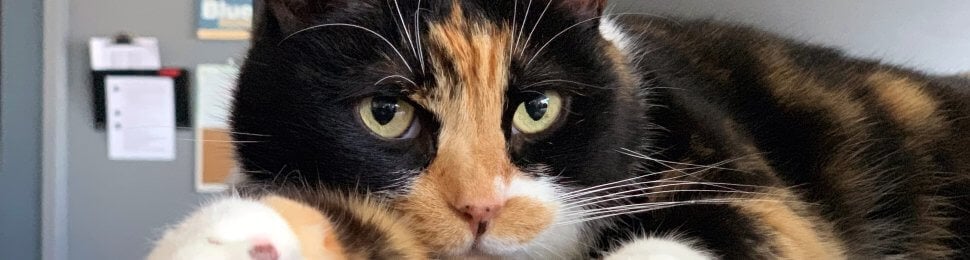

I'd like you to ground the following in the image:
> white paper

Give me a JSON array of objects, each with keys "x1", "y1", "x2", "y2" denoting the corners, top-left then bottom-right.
[
  {"x1": 196, "y1": 64, "x2": 240, "y2": 129},
  {"x1": 106, "y1": 76, "x2": 176, "y2": 161},
  {"x1": 89, "y1": 37, "x2": 162, "y2": 70}
]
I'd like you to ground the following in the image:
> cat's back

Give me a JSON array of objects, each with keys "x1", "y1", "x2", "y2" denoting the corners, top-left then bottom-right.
[{"x1": 609, "y1": 16, "x2": 970, "y2": 258}]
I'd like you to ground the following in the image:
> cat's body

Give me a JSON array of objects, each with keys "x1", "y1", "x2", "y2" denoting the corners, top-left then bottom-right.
[
  {"x1": 151, "y1": 0, "x2": 970, "y2": 259},
  {"x1": 596, "y1": 16, "x2": 970, "y2": 259}
]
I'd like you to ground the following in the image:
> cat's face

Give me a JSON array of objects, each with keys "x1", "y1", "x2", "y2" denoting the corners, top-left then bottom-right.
[{"x1": 233, "y1": 0, "x2": 643, "y2": 257}]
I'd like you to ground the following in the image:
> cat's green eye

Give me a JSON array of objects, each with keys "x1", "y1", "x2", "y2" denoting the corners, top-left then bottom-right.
[
  {"x1": 358, "y1": 96, "x2": 416, "y2": 139},
  {"x1": 513, "y1": 90, "x2": 563, "y2": 134}
]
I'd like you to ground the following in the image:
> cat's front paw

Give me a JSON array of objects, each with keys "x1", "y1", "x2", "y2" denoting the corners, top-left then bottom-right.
[
  {"x1": 148, "y1": 196, "x2": 346, "y2": 260},
  {"x1": 605, "y1": 237, "x2": 713, "y2": 260}
]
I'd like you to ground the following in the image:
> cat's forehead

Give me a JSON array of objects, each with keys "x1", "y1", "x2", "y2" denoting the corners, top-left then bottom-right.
[
  {"x1": 384, "y1": 0, "x2": 599, "y2": 96},
  {"x1": 411, "y1": 2, "x2": 512, "y2": 106},
  {"x1": 265, "y1": 0, "x2": 609, "y2": 102}
]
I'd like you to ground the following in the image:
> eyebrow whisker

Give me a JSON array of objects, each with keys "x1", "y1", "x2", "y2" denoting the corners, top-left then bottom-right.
[
  {"x1": 520, "y1": 0, "x2": 553, "y2": 57},
  {"x1": 374, "y1": 74, "x2": 418, "y2": 88},
  {"x1": 515, "y1": 0, "x2": 535, "y2": 55},
  {"x1": 282, "y1": 23, "x2": 414, "y2": 73},
  {"x1": 393, "y1": 0, "x2": 419, "y2": 62}
]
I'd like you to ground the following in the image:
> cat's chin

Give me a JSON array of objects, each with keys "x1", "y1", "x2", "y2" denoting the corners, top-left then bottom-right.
[
  {"x1": 440, "y1": 231, "x2": 588, "y2": 259},
  {"x1": 467, "y1": 237, "x2": 533, "y2": 257},
  {"x1": 440, "y1": 242, "x2": 536, "y2": 260}
]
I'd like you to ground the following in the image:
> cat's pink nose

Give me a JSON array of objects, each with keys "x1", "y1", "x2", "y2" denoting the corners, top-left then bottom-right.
[{"x1": 457, "y1": 200, "x2": 504, "y2": 235}]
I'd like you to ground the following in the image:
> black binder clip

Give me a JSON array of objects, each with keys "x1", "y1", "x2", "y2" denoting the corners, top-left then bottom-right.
[{"x1": 112, "y1": 32, "x2": 133, "y2": 44}]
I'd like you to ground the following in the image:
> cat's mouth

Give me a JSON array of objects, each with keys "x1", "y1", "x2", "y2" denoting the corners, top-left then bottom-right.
[
  {"x1": 395, "y1": 175, "x2": 589, "y2": 258},
  {"x1": 425, "y1": 200, "x2": 555, "y2": 258}
]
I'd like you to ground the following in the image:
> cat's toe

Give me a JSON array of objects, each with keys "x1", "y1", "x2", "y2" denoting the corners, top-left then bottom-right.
[{"x1": 248, "y1": 239, "x2": 280, "y2": 260}]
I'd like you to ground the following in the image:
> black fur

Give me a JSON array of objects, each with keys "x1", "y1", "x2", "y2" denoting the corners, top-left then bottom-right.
[{"x1": 233, "y1": 0, "x2": 970, "y2": 258}]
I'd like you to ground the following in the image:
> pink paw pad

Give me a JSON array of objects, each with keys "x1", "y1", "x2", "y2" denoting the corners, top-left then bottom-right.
[{"x1": 248, "y1": 239, "x2": 279, "y2": 260}]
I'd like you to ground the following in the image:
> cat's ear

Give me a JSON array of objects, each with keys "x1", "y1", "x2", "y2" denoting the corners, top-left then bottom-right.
[
  {"x1": 254, "y1": 0, "x2": 331, "y2": 38},
  {"x1": 559, "y1": 0, "x2": 607, "y2": 20}
]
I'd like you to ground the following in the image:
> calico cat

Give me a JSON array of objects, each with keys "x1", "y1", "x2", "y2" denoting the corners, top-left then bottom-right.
[{"x1": 150, "y1": 0, "x2": 970, "y2": 259}]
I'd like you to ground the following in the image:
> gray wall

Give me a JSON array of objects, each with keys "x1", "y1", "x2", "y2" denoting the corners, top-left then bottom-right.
[
  {"x1": 617, "y1": 0, "x2": 970, "y2": 74},
  {"x1": 65, "y1": 0, "x2": 248, "y2": 259},
  {"x1": 1, "y1": 0, "x2": 43, "y2": 259}
]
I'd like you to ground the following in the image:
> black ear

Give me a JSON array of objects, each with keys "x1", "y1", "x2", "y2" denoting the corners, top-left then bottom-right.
[
  {"x1": 254, "y1": 0, "x2": 333, "y2": 38},
  {"x1": 559, "y1": 0, "x2": 607, "y2": 20}
]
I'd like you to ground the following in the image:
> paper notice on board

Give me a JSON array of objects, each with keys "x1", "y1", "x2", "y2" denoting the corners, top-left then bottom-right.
[
  {"x1": 105, "y1": 76, "x2": 176, "y2": 161},
  {"x1": 89, "y1": 37, "x2": 162, "y2": 70}
]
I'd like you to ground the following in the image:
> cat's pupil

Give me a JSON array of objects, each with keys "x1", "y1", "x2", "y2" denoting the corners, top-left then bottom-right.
[
  {"x1": 526, "y1": 94, "x2": 549, "y2": 121},
  {"x1": 371, "y1": 96, "x2": 399, "y2": 125}
]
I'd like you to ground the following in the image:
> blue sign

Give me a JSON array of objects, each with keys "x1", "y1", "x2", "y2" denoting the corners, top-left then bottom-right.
[{"x1": 197, "y1": 0, "x2": 253, "y2": 40}]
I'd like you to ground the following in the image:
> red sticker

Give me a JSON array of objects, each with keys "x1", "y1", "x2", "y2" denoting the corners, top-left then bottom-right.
[{"x1": 159, "y1": 68, "x2": 182, "y2": 78}]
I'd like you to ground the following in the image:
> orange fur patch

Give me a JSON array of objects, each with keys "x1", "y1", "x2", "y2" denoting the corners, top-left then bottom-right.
[
  {"x1": 394, "y1": 3, "x2": 554, "y2": 255},
  {"x1": 261, "y1": 196, "x2": 347, "y2": 260},
  {"x1": 866, "y1": 71, "x2": 941, "y2": 130},
  {"x1": 756, "y1": 44, "x2": 868, "y2": 125},
  {"x1": 395, "y1": 177, "x2": 473, "y2": 253},
  {"x1": 865, "y1": 72, "x2": 951, "y2": 258},
  {"x1": 487, "y1": 197, "x2": 554, "y2": 243},
  {"x1": 335, "y1": 194, "x2": 430, "y2": 260},
  {"x1": 735, "y1": 197, "x2": 846, "y2": 259},
  {"x1": 416, "y1": 1, "x2": 513, "y2": 205}
]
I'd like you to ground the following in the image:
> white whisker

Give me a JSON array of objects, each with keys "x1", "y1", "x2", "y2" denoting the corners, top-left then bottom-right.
[
  {"x1": 393, "y1": 0, "x2": 418, "y2": 61},
  {"x1": 270, "y1": 165, "x2": 289, "y2": 186},
  {"x1": 558, "y1": 170, "x2": 672, "y2": 199},
  {"x1": 566, "y1": 197, "x2": 797, "y2": 219},
  {"x1": 562, "y1": 179, "x2": 760, "y2": 204},
  {"x1": 524, "y1": 79, "x2": 607, "y2": 89},
  {"x1": 520, "y1": 0, "x2": 552, "y2": 57},
  {"x1": 562, "y1": 188, "x2": 769, "y2": 211},
  {"x1": 558, "y1": 156, "x2": 746, "y2": 200},
  {"x1": 282, "y1": 23, "x2": 413, "y2": 73},
  {"x1": 617, "y1": 148, "x2": 753, "y2": 173},
  {"x1": 558, "y1": 169, "x2": 693, "y2": 200},
  {"x1": 509, "y1": 0, "x2": 519, "y2": 62},
  {"x1": 559, "y1": 175, "x2": 766, "y2": 202},
  {"x1": 526, "y1": 12, "x2": 678, "y2": 68},
  {"x1": 374, "y1": 74, "x2": 418, "y2": 87},
  {"x1": 559, "y1": 204, "x2": 692, "y2": 226},
  {"x1": 176, "y1": 127, "x2": 271, "y2": 137},
  {"x1": 564, "y1": 200, "x2": 717, "y2": 218},
  {"x1": 178, "y1": 139, "x2": 262, "y2": 144},
  {"x1": 515, "y1": 0, "x2": 534, "y2": 55},
  {"x1": 526, "y1": 15, "x2": 602, "y2": 67},
  {"x1": 558, "y1": 198, "x2": 787, "y2": 225},
  {"x1": 414, "y1": 0, "x2": 426, "y2": 73}
]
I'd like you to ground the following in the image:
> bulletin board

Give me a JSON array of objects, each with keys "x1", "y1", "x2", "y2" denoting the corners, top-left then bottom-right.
[{"x1": 194, "y1": 63, "x2": 241, "y2": 192}]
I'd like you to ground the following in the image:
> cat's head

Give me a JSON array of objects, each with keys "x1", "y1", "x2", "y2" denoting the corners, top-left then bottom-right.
[{"x1": 232, "y1": 0, "x2": 644, "y2": 257}]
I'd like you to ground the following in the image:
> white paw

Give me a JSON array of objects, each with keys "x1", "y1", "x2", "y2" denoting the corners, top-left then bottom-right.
[
  {"x1": 605, "y1": 237, "x2": 713, "y2": 260},
  {"x1": 147, "y1": 197, "x2": 302, "y2": 260}
]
